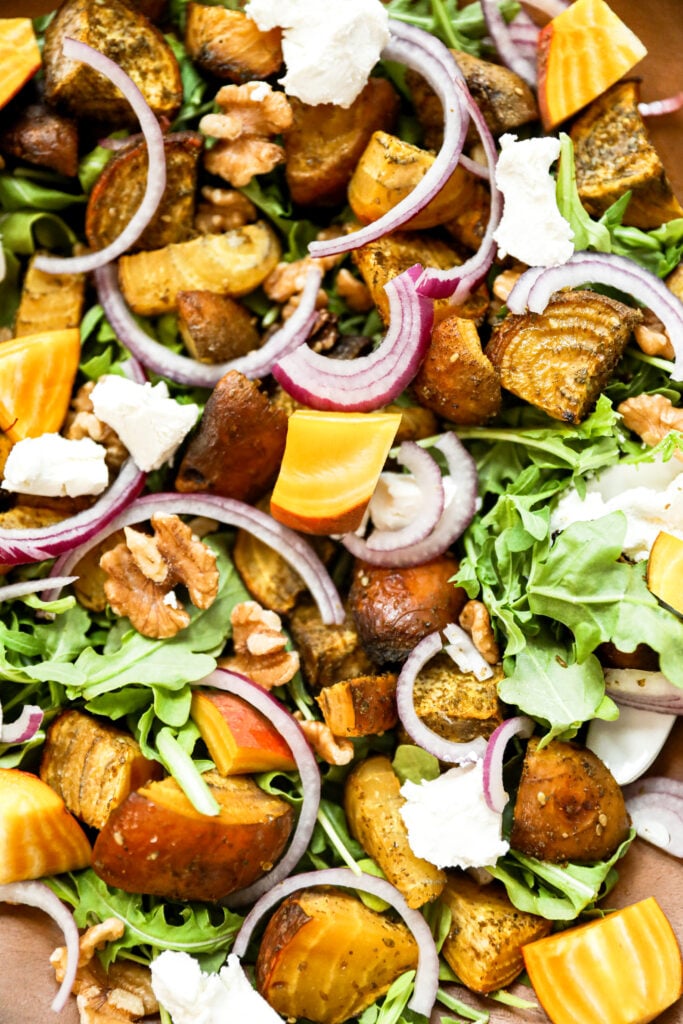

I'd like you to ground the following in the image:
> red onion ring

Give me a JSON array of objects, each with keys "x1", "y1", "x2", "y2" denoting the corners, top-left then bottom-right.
[
  {"x1": 415, "y1": 79, "x2": 501, "y2": 303},
  {"x1": 638, "y1": 93, "x2": 683, "y2": 118},
  {"x1": 605, "y1": 669, "x2": 683, "y2": 716},
  {"x1": 458, "y1": 153, "x2": 490, "y2": 179},
  {"x1": 272, "y1": 265, "x2": 434, "y2": 411},
  {"x1": 481, "y1": 0, "x2": 536, "y2": 85},
  {"x1": 232, "y1": 866, "x2": 439, "y2": 1017},
  {"x1": 623, "y1": 792, "x2": 683, "y2": 858},
  {"x1": 360, "y1": 441, "x2": 445, "y2": 553},
  {"x1": 0, "y1": 880, "x2": 79, "y2": 1012},
  {"x1": 0, "y1": 577, "x2": 78, "y2": 603},
  {"x1": 307, "y1": 22, "x2": 468, "y2": 260},
  {"x1": 198, "y1": 668, "x2": 320, "y2": 907},
  {"x1": 33, "y1": 39, "x2": 166, "y2": 276},
  {"x1": 48, "y1": 493, "x2": 345, "y2": 625},
  {"x1": 0, "y1": 457, "x2": 145, "y2": 566},
  {"x1": 0, "y1": 703, "x2": 43, "y2": 744},
  {"x1": 623, "y1": 776, "x2": 683, "y2": 800},
  {"x1": 482, "y1": 716, "x2": 534, "y2": 813},
  {"x1": 120, "y1": 356, "x2": 148, "y2": 384},
  {"x1": 342, "y1": 432, "x2": 477, "y2": 567},
  {"x1": 396, "y1": 631, "x2": 488, "y2": 763},
  {"x1": 95, "y1": 263, "x2": 322, "y2": 387},
  {"x1": 507, "y1": 252, "x2": 683, "y2": 380}
]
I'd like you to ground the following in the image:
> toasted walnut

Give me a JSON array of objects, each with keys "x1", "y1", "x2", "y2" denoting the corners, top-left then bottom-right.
[
  {"x1": 51, "y1": 919, "x2": 157, "y2": 1024},
  {"x1": 458, "y1": 600, "x2": 500, "y2": 665},
  {"x1": 335, "y1": 268, "x2": 374, "y2": 312},
  {"x1": 219, "y1": 599, "x2": 299, "y2": 689},
  {"x1": 64, "y1": 382, "x2": 129, "y2": 470},
  {"x1": 100, "y1": 514, "x2": 219, "y2": 639},
  {"x1": 294, "y1": 712, "x2": 354, "y2": 765},
  {"x1": 633, "y1": 310, "x2": 675, "y2": 360},
  {"x1": 201, "y1": 82, "x2": 293, "y2": 188},
  {"x1": 195, "y1": 185, "x2": 258, "y2": 233},
  {"x1": 618, "y1": 392, "x2": 683, "y2": 451},
  {"x1": 492, "y1": 266, "x2": 525, "y2": 303}
]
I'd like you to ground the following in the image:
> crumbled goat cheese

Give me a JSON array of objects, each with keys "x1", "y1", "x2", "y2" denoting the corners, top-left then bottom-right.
[
  {"x1": 443, "y1": 622, "x2": 494, "y2": 681},
  {"x1": 399, "y1": 761, "x2": 509, "y2": 870},
  {"x1": 1, "y1": 434, "x2": 108, "y2": 498},
  {"x1": 151, "y1": 951, "x2": 283, "y2": 1024},
  {"x1": 493, "y1": 134, "x2": 574, "y2": 267},
  {"x1": 368, "y1": 472, "x2": 458, "y2": 532},
  {"x1": 90, "y1": 376, "x2": 199, "y2": 473},
  {"x1": 550, "y1": 457, "x2": 683, "y2": 560},
  {"x1": 244, "y1": 0, "x2": 390, "y2": 107}
]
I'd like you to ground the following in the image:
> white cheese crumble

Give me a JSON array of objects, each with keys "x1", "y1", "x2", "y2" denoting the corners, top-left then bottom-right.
[
  {"x1": 151, "y1": 951, "x2": 283, "y2": 1024},
  {"x1": 493, "y1": 134, "x2": 574, "y2": 268},
  {"x1": 550, "y1": 457, "x2": 683, "y2": 560},
  {"x1": 90, "y1": 376, "x2": 199, "y2": 473},
  {"x1": 368, "y1": 472, "x2": 459, "y2": 532},
  {"x1": 399, "y1": 761, "x2": 509, "y2": 870},
  {"x1": 1, "y1": 434, "x2": 108, "y2": 498},
  {"x1": 244, "y1": 0, "x2": 390, "y2": 108},
  {"x1": 443, "y1": 622, "x2": 494, "y2": 681}
]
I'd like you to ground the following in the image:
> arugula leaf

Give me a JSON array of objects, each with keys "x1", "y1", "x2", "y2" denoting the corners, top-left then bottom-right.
[
  {"x1": 527, "y1": 513, "x2": 683, "y2": 684},
  {"x1": 556, "y1": 134, "x2": 611, "y2": 252},
  {"x1": 0, "y1": 210, "x2": 77, "y2": 254},
  {"x1": 0, "y1": 173, "x2": 86, "y2": 212},
  {"x1": 392, "y1": 744, "x2": 440, "y2": 785},
  {"x1": 48, "y1": 870, "x2": 242, "y2": 970},
  {"x1": 489, "y1": 832, "x2": 634, "y2": 921},
  {"x1": 499, "y1": 633, "x2": 617, "y2": 742},
  {"x1": 386, "y1": 0, "x2": 520, "y2": 54}
]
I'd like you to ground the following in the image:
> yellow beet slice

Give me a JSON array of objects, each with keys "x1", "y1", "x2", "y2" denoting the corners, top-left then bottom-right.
[
  {"x1": 0, "y1": 328, "x2": 81, "y2": 441},
  {"x1": 0, "y1": 19, "x2": 41, "y2": 111},
  {"x1": 647, "y1": 530, "x2": 683, "y2": 615}
]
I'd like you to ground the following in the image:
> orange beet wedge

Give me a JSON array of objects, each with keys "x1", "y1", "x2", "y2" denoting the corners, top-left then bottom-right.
[
  {"x1": 270, "y1": 409, "x2": 402, "y2": 535},
  {"x1": 0, "y1": 19, "x2": 41, "y2": 112},
  {"x1": 0, "y1": 328, "x2": 81, "y2": 441},
  {"x1": 191, "y1": 691, "x2": 297, "y2": 774},
  {"x1": 523, "y1": 897, "x2": 683, "y2": 1024},
  {"x1": 646, "y1": 531, "x2": 683, "y2": 616},
  {"x1": 537, "y1": 0, "x2": 647, "y2": 131},
  {"x1": 0, "y1": 769, "x2": 92, "y2": 883}
]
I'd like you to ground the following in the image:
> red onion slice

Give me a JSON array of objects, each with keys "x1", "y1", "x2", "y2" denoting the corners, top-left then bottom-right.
[
  {"x1": 623, "y1": 776, "x2": 683, "y2": 800},
  {"x1": 361, "y1": 442, "x2": 444, "y2": 554},
  {"x1": 481, "y1": 0, "x2": 536, "y2": 85},
  {"x1": 95, "y1": 263, "x2": 322, "y2": 387},
  {"x1": 0, "y1": 880, "x2": 79, "y2": 1011},
  {"x1": 638, "y1": 93, "x2": 683, "y2": 118},
  {"x1": 416, "y1": 79, "x2": 501, "y2": 303},
  {"x1": 272, "y1": 265, "x2": 434, "y2": 411},
  {"x1": 0, "y1": 577, "x2": 77, "y2": 603},
  {"x1": 232, "y1": 866, "x2": 439, "y2": 1017},
  {"x1": 623, "y1": 792, "x2": 683, "y2": 858},
  {"x1": 396, "y1": 631, "x2": 488, "y2": 763},
  {"x1": 49, "y1": 492, "x2": 344, "y2": 625},
  {"x1": 197, "y1": 668, "x2": 320, "y2": 907},
  {"x1": 342, "y1": 432, "x2": 477, "y2": 567},
  {"x1": 605, "y1": 669, "x2": 683, "y2": 716},
  {"x1": 507, "y1": 252, "x2": 683, "y2": 380},
  {"x1": 0, "y1": 700, "x2": 44, "y2": 744},
  {"x1": 0, "y1": 457, "x2": 146, "y2": 566},
  {"x1": 33, "y1": 39, "x2": 166, "y2": 276},
  {"x1": 307, "y1": 23, "x2": 468, "y2": 260},
  {"x1": 482, "y1": 716, "x2": 534, "y2": 813}
]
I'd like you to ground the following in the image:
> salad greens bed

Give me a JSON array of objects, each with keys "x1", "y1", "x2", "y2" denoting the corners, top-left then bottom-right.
[{"x1": 1, "y1": 0, "x2": 683, "y2": 1022}]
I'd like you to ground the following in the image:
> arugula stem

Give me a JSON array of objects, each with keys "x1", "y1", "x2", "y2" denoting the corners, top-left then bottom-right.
[
  {"x1": 429, "y1": 0, "x2": 460, "y2": 48},
  {"x1": 156, "y1": 727, "x2": 220, "y2": 817},
  {"x1": 627, "y1": 346, "x2": 675, "y2": 374},
  {"x1": 316, "y1": 806, "x2": 362, "y2": 873},
  {"x1": 436, "y1": 988, "x2": 490, "y2": 1023},
  {"x1": 456, "y1": 426, "x2": 577, "y2": 456}
]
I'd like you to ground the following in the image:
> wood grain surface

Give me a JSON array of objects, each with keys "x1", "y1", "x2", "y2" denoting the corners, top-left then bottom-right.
[{"x1": 0, "y1": 0, "x2": 681, "y2": 1021}]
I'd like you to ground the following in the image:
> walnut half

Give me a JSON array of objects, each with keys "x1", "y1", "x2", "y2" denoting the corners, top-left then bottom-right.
[
  {"x1": 100, "y1": 514, "x2": 219, "y2": 639},
  {"x1": 219, "y1": 600, "x2": 299, "y2": 689}
]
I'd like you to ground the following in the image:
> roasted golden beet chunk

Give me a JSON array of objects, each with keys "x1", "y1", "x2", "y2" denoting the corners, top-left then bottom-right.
[
  {"x1": 284, "y1": 78, "x2": 400, "y2": 207},
  {"x1": 177, "y1": 290, "x2": 260, "y2": 363},
  {"x1": 288, "y1": 600, "x2": 375, "y2": 692},
  {"x1": 316, "y1": 673, "x2": 398, "y2": 737},
  {"x1": 412, "y1": 654, "x2": 503, "y2": 743},
  {"x1": 486, "y1": 289, "x2": 642, "y2": 423},
  {"x1": 175, "y1": 370, "x2": 287, "y2": 503},
  {"x1": 86, "y1": 132, "x2": 203, "y2": 253},
  {"x1": 510, "y1": 737, "x2": 631, "y2": 863},
  {"x1": 0, "y1": 104, "x2": 78, "y2": 177},
  {"x1": 185, "y1": 4, "x2": 282, "y2": 82},
  {"x1": 571, "y1": 80, "x2": 683, "y2": 229}
]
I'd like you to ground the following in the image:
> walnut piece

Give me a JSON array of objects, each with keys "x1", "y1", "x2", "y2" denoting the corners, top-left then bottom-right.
[
  {"x1": 294, "y1": 712, "x2": 354, "y2": 765},
  {"x1": 633, "y1": 310, "x2": 675, "y2": 360},
  {"x1": 100, "y1": 513, "x2": 219, "y2": 639},
  {"x1": 335, "y1": 268, "x2": 374, "y2": 312},
  {"x1": 51, "y1": 919, "x2": 157, "y2": 1024},
  {"x1": 618, "y1": 393, "x2": 683, "y2": 451},
  {"x1": 201, "y1": 81, "x2": 293, "y2": 188},
  {"x1": 458, "y1": 600, "x2": 500, "y2": 665},
  {"x1": 195, "y1": 185, "x2": 257, "y2": 233},
  {"x1": 219, "y1": 599, "x2": 299, "y2": 689},
  {"x1": 64, "y1": 381, "x2": 129, "y2": 470}
]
